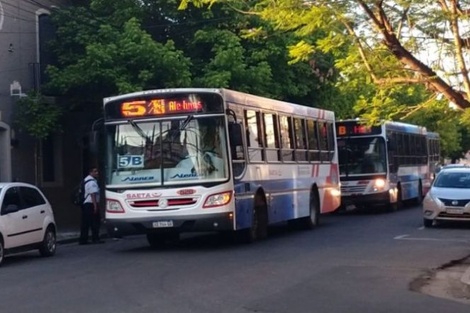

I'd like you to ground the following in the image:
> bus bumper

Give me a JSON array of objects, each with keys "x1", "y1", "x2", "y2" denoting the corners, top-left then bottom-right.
[
  {"x1": 341, "y1": 191, "x2": 390, "y2": 209},
  {"x1": 105, "y1": 212, "x2": 234, "y2": 237}
]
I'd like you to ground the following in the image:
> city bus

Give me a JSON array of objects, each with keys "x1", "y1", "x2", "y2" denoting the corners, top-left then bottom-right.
[
  {"x1": 426, "y1": 131, "x2": 441, "y2": 187},
  {"x1": 102, "y1": 88, "x2": 341, "y2": 246},
  {"x1": 336, "y1": 119, "x2": 439, "y2": 211}
]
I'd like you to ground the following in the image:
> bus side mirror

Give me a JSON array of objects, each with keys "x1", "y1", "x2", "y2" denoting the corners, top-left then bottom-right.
[
  {"x1": 89, "y1": 130, "x2": 100, "y2": 155},
  {"x1": 228, "y1": 122, "x2": 243, "y2": 147}
]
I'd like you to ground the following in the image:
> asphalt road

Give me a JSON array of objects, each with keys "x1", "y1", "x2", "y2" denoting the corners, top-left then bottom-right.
[{"x1": 0, "y1": 205, "x2": 469, "y2": 313}]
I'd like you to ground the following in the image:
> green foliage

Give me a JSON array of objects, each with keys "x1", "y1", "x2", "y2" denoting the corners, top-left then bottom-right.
[
  {"x1": 14, "y1": 92, "x2": 62, "y2": 140},
  {"x1": 46, "y1": 3, "x2": 192, "y2": 108},
  {"x1": 45, "y1": 0, "x2": 336, "y2": 113}
]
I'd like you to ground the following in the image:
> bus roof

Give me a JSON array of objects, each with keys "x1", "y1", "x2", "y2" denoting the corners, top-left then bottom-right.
[
  {"x1": 337, "y1": 119, "x2": 427, "y2": 135},
  {"x1": 426, "y1": 131, "x2": 440, "y2": 139},
  {"x1": 103, "y1": 88, "x2": 335, "y2": 121}
]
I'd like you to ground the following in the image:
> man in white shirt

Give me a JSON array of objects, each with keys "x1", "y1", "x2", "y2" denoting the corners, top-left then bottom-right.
[{"x1": 79, "y1": 167, "x2": 104, "y2": 244}]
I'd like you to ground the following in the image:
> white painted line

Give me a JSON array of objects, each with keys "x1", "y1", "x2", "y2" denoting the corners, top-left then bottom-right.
[
  {"x1": 394, "y1": 234, "x2": 409, "y2": 239},
  {"x1": 394, "y1": 235, "x2": 469, "y2": 243}
]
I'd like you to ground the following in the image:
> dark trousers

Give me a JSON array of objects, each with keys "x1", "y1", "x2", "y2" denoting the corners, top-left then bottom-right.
[{"x1": 80, "y1": 203, "x2": 101, "y2": 243}]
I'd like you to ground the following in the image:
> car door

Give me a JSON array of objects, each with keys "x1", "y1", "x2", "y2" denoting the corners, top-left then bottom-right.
[
  {"x1": 19, "y1": 186, "x2": 48, "y2": 244},
  {"x1": 0, "y1": 187, "x2": 29, "y2": 249}
]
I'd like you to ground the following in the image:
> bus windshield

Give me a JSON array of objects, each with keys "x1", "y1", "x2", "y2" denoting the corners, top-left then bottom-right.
[
  {"x1": 338, "y1": 137, "x2": 387, "y2": 175},
  {"x1": 105, "y1": 116, "x2": 229, "y2": 186}
]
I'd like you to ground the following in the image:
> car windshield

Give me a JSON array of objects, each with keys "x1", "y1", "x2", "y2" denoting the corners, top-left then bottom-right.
[
  {"x1": 433, "y1": 172, "x2": 470, "y2": 188},
  {"x1": 337, "y1": 137, "x2": 387, "y2": 175},
  {"x1": 105, "y1": 116, "x2": 229, "y2": 186}
]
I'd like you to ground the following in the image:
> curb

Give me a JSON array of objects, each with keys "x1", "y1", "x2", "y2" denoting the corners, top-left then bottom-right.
[{"x1": 56, "y1": 232, "x2": 108, "y2": 245}]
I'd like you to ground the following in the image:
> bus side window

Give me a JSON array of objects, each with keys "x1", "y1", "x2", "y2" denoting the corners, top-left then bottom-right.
[
  {"x1": 294, "y1": 118, "x2": 308, "y2": 161},
  {"x1": 263, "y1": 113, "x2": 281, "y2": 162},
  {"x1": 245, "y1": 110, "x2": 264, "y2": 162},
  {"x1": 327, "y1": 122, "x2": 335, "y2": 161},
  {"x1": 279, "y1": 115, "x2": 294, "y2": 162},
  {"x1": 318, "y1": 122, "x2": 329, "y2": 162},
  {"x1": 307, "y1": 120, "x2": 320, "y2": 161}
]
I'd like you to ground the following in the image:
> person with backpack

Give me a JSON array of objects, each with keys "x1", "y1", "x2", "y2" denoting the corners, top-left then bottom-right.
[{"x1": 79, "y1": 167, "x2": 104, "y2": 245}]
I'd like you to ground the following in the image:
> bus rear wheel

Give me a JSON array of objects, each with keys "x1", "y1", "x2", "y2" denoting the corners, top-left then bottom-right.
[{"x1": 291, "y1": 192, "x2": 320, "y2": 230}]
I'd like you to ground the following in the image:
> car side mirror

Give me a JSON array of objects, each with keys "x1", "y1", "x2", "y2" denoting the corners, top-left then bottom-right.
[{"x1": 3, "y1": 204, "x2": 20, "y2": 214}]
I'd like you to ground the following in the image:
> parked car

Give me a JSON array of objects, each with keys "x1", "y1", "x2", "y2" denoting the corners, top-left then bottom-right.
[
  {"x1": 423, "y1": 168, "x2": 470, "y2": 227},
  {"x1": 435, "y1": 163, "x2": 470, "y2": 174},
  {"x1": 0, "y1": 182, "x2": 57, "y2": 266}
]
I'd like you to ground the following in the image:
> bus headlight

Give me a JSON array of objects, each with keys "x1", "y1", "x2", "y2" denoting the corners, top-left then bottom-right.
[
  {"x1": 107, "y1": 199, "x2": 125, "y2": 213},
  {"x1": 330, "y1": 188, "x2": 341, "y2": 197},
  {"x1": 203, "y1": 191, "x2": 232, "y2": 208},
  {"x1": 373, "y1": 178, "x2": 386, "y2": 191}
]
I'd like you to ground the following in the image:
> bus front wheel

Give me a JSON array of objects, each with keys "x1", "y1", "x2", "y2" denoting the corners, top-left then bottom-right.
[
  {"x1": 237, "y1": 202, "x2": 268, "y2": 244},
  {"x1": 388, "y1": 186, "x2": 403, "y2": 212}
]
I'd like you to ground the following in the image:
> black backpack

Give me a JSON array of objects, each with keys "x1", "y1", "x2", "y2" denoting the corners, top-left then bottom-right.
[{"x1": 71, "y1": 179, "x2": 93, "y2": 206}]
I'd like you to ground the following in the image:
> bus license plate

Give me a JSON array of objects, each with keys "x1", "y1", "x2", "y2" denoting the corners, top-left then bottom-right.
[
  {"x1": 446, "y1": 208, "x2": 463, "y2": 215},
  {"x1": 152, "y1": 221, "x2": 174, "y2": 228}
]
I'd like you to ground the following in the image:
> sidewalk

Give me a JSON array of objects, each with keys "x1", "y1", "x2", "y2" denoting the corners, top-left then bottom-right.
[
  {"x1": 56, "y1": 227, "x2": 107, "y2": 244},
  {"x1": 462, "y1": 265, "x2": 470, "y2": 291}
]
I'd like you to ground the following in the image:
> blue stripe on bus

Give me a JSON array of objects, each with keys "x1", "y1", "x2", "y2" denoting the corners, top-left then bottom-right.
[{"x1": 234, "y1": 178, "x2": 314, "y2": 230}]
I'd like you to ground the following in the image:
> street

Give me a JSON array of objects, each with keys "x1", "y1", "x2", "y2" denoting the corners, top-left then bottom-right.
[{"x1": 0, "y1": 205, "x2": 469, "y2": 313}]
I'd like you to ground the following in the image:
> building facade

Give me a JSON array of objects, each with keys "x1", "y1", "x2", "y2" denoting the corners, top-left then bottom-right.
[{"x1": 0, "y1": 0, "x2": 91, "y2": 229}]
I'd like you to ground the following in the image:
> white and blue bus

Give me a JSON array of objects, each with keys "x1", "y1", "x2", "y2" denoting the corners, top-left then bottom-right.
[
  {"x1": 336, "y1": 119, "x2": 439, "y2": 211},
  {"x1": 102, "y1": 88, "x2": 341, "y2": 246}
]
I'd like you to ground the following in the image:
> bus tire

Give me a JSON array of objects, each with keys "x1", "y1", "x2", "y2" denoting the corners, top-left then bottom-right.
[
  {"x1": 237, "y1": 196, "x2": 268, "y2": 243},
  {"x1": 414, "y1": 181, "x2": 423, "y2": 205},
  {"x1": 388, "y1": 185, "x2": 402, "y2": 212},
  {"x1": 297, "y1": 191, "x2": 320, "y2": 230}
]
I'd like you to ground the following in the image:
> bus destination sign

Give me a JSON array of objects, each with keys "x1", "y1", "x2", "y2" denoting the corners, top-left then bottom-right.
[
  {"x1": 336, "y1": 123, "x2": 381, "y2": 136},
  {"x1": 120, "y1": 99, "x2": 203, "y2": 117}
]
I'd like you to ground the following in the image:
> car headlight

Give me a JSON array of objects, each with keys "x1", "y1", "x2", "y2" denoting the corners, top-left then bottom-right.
[{"x1": 427, "y1": 192, "x2": 442, "y2": 205}]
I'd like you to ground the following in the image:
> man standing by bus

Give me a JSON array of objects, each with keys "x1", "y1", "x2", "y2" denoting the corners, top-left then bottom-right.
[{"x1": 79, "y1": 167, "x2": 104, "y2": 245}]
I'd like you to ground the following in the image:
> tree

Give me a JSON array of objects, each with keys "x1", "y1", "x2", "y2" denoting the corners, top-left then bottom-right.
[
  {"x1": 46, "y1": 2, "x2": 192, "y2": 113},
  {"x1": 14, "y1": 91, "x2": 63, "y2": 184},
  {"x1": 180, "y1": 0, "x2": 470, "y2": 156},
  {"x1": 45, "y1": 0, "x2": 338, "y2": 112}
]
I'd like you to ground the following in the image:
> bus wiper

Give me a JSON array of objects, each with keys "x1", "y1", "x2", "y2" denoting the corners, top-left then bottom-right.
[
  {"x1": 128, "y1": 119, "x2": 152, "y2": 143},
  {"x1": 180, "y1": 115, "x2": 194, "y2": 131}
]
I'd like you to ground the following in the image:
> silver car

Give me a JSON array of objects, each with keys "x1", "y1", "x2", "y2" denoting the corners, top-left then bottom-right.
[{"x1": 423, "y1": 168, "x2": 470, "y2": 227}]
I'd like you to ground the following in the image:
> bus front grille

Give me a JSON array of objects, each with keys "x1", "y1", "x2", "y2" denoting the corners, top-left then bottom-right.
[
  {"x1": 128, "y1": 197, "x2": 198, "y2": 209},
  {"x1": 341, "y1": 185, "x2": 367, "y2": 194}
]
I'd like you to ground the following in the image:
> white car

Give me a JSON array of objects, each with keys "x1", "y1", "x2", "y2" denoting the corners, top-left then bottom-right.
[
  {"x1": 423, "y1": 168, "x2": 470, "y2": 227},
  {"x1": 0, "y1": 182, "x2": 57, "y2": 266}
]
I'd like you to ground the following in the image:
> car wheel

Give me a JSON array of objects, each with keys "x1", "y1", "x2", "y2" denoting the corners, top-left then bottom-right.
[
  {"x1": 423, "y1": 218, "x2": 433, "y2": 228},
  {"x1": 0, "y1": 240, "x2": 4, "y2": 266},
  {"x1": 39, "y1": 226, "x2": 56, "y2": 257}
]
